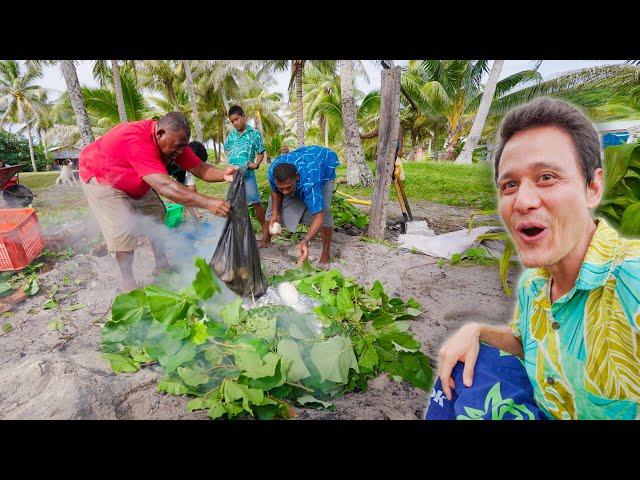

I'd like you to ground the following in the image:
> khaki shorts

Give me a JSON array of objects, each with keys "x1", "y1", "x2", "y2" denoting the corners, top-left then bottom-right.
[
  {"x1": 81, "y1": 177, "x2": 166, "y2": 252},
  {"x1": 266, "y1": 180, "x2": 334, "y2": 230}
]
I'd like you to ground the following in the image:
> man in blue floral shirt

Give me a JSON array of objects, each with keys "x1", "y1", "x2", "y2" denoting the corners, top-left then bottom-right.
[{"x1": 262, "y1": 145, "x2": 340, "y2": 267}]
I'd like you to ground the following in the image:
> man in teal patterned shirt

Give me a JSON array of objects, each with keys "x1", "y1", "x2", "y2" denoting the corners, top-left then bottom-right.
[{"x1": 223, "y1": 105, "x2": 266, "y2": 234}]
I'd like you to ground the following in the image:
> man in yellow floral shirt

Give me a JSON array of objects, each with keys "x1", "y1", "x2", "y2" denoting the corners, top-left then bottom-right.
[{"x1": 432, "y1": 97, "x2": 640, "y2": 420}]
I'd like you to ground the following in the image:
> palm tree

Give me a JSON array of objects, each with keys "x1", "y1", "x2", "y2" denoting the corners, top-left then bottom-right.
[
  {"x1": 260, "y1": 60, "x2": 336, "y2": 146},
  {"x1": 0, "y1": 60, "x2": 46, "y2": 171},
  {"x1": 111, "y1": 60, "x2": 127, "y2": 123},
  {"x1": 401, "y1": 60, "x2": 543, "y2": 161},
  {"x1": 46, "y1": 69, "x2": 149, "y2": 148},
  {"x1": 340, "y1": 60, "x2": 374, "y2": 186},
  {"x1": 58, "y1": 61, "x2": 95, "y2": 147},
  {"x1": 139, "y1": 60, "x2": 183, "y2": 111},
  {"x1": 182, "y1": 60, "x2": 203, "y2": 142},
  {"x1": 238, "y1": 68, "x2": 284, "y2": 138},
  {"x1": 455, "y1": 60, "x2": 505, "y2": 164}
]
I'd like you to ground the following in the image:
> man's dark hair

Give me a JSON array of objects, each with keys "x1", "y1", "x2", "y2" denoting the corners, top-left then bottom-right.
[
  {"x1": 228, "y1": 105, "x2": 244, "y2": 117},
  {"x1": 158, "y1": 111, "x2": 191, "y2": 137},
  {"x1": 494, "y1": 97, "x2": 602, "y2": 184},
  {"x1": 274, "y1": 163, "x2": 298, "y2": 183},
  {"x1": 189, "y1": 141, "x2": 208, "y2": 162}
]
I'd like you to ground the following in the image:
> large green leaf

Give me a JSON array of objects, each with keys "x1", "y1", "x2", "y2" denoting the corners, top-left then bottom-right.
[
  {"x1": 604, "y1": 144, "x2": 640, "y2": 192},
  {"x1": 144, "y1": 285, "x2": 192, "y2": 325},
  {"x1": 192, "y1": 258, "x2": 219, "y2": 301},
  {"x1": 309, "y1": 336, "x2": 359, "y2": 384},
  {"x1": 277, "y1": 339, "x2": 311, "y2": 381},
  {"x1": 101, "y1": 352, "x2": 140, "y2": 373},
  {"x1": 220, "y1": 298, "x2": 243, "y2": 326},
  {"x1": 620, "y1": 202, "x2": 640, "y2": 236}
]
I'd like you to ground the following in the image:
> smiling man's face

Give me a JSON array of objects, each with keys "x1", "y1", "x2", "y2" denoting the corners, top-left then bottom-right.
[{"x1": 497, "y1": 125, "x2": 602, "y2": 269}]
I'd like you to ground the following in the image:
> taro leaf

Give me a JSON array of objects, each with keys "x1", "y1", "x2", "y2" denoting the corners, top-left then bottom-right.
[
  {"x1": 157, "y1": 376, "x2": 190, "y2": 395},
  {"x1": 309, "y1": 336, "x2": 359, "y2": 384},
  {"x1": 192, "y1": 257, "x2": 220, "y2": 301},
  {"x1": 144, "y1": 285, "x2": 193, "y2": 325},
  {"x1": 101, "y1": 323, "x2": 128, "y2": 343},
  {"x1": 154, "y1": 337, "x2": 197, "y2": 373},
  {"x1": 47, "y1": 318, "x2": 64, "y2": 331},
  {"x1": 222, "y1": 380, "x2": 265, "y2": 414},
  {"x1": 189, "y1": 322, "x2": 208, "y2": 345},
  {"x1": 111, "y1": 290, "x2": 149, "y2": 325},
  {"x1": 24, "y1": 278, "x2": 39, "y2": 296},
  {"x1": 296, "y1": 395, "x2": 334, "y2": 409},
  {"x1": 620, "y1": 202, "x2": 640, "y2": 236},
  {"x1": 102, "y1": 352, "x2": 140, "y2": 373},
  {"x1": 0, "y1": 283, "x2": 12, "y2": 294},
  {"x1": 405, "y1": 308, "x2": 421, "y2": 317},
  {"x1": 2, "y1": 322, "x2": 12, "y2": 333},
  {"x1": 380, "y1": 351, "x2": 433, "y2": 391},
  {"x1": 42, "y1": 299, "x2": 58, "y2": 310},
  {"x1": 319, "y1": 270, "x2": 339, "y2": 300},
  {"x1": 277, "y1": 339, "x2": 311, "y2": 381},
  {"x1": 237, "y1": 350, "x2": 281, "y2": 379},
  {"x1": 248, "y1": 357, "x2": 289, "y2": 390},
  {"x1": 392, "y1": 321, "x2": 411, "y2": 333},
  {"x1": 177, "y1": 365, "x2": 210, "y2": 387},
  {"x1": 604, "y1": 144, "x2": 640, "y2": 191},
  {"x1": 220, "y1": 298, "x2": 243, "y2": 326},
  {"x1": 128, "y1": 346, "x2": 152, "y2": 363},
  {"x1": 65, "y1": 303, "x2": 86, "y2": 312},
  {"x1": 206, "y1": 321, "x2": 227, "y2": 339},
  {"x1": 355, "y1": 339, "x2": 379, "y2": 374},
  {"x1": 204, "y1": 345, "x2": 224, "y2": 365},
  {"x1": 245, "y1": 312, "x2": 277, "y2": 340},
  {"x1": 377, "y1": 331, "x2": 421, "y2": 353},
  {"x1": 207, "y1": 401, "x2": 227, "y2": 419},
  {"x1": 371, "y1": 280, "x2": 389, "y2": 308},
  {"x1": 289, "y1": 323, "x2": 306, "y2": 340},
  {"x1": 371, "y1": 311, "x2": 394, "y2": 329},
  {"x1": 187, "y1": 397, "x2": 206, "y2": 411},
  {"x1": 166, "y1": 319, "x2": 192, "y2": 341},
  {"x1": 336, "y1": 287, "x2": 354, "y2": 318}
]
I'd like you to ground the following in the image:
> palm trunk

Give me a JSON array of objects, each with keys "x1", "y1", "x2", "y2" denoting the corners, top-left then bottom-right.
[
  {"x1": 254, "y1": 112, "x2": 263, "y2": 135},
  {"x1": 183, "y1": 60, "x2": 203, "y2": 142},
  {"x1": 433, "y1": 124, "x2": 440, "y2": 162},
  {"x1": 340, "y1": 60, "x2": 374, "y2": 187},
  {"x1": 324, "y1": 116, "x2": 329, "y2": 146},
  {"x1": 19, "y1": 106, "x2": 37, "y2": 172},
  {"x1": 294, "y1": 61, "x2": 305, "y2": 147},
  {"x1": 111, "y1": 60, "x2": 128, "y2": 123},
  {"x1": 456, "y1": 60, "x2": 504, "y2": 164},
  {"x1": 59, "y1": 60, "x2": 94, "y2": 148},
  {"x1": 130, "y1": 60, "x2": 139, "y2": 88}
]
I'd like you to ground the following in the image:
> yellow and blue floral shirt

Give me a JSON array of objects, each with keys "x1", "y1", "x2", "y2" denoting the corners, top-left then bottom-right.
[{"x1": 511, "y1": 218, "x2": 640, "y2": 419}]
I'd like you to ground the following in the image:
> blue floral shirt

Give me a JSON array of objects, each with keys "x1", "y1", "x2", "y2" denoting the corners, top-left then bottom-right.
[{"x1": 267, "y1": 145, "x2": 340, "y2": 214}]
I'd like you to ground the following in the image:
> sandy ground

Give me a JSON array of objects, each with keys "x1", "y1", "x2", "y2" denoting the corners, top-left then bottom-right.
[{"x1": 0, "y1": 184, "x2": 518, "y2": 420}]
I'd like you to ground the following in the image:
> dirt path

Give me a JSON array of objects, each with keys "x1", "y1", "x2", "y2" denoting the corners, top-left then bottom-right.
[{"x1": 0, "y1": 184, "x2": 518, "y2": 420}]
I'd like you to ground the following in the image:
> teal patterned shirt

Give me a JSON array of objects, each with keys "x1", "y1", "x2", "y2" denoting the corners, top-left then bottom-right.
[
  {"x1": 511, "y1": 219, "x2": 640, "y2": 419},
  {"x1": 223, "y1": 125, "x2": 265, "y2": 178}
]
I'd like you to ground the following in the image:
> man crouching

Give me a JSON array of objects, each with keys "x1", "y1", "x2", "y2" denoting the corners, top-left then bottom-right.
[{"x1": 428, "y1": 97, "x2": 640, "y2": 420}]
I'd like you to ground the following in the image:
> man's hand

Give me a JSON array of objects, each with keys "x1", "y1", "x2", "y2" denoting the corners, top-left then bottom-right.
[
  {"x1": 247, "y1": 162, "x2": 259, "y2": 170},
  {"x1": 205, "y1": 198, "x2": 231, "y2": 217},
  {"x1": 437, "y1": 322, "x2": 482, "y2": 401},
  {"x1": 223, "y1": 166, "x2": 238, "y2": 182},
  {"x1": 297, "y1": 239, "x2": 309, "y2": 266},
  {"x1": 269, "y1": 212, "x2": 281, "y2": 231}
]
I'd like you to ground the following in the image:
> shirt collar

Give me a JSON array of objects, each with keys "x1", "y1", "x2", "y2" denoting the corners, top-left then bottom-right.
[{"x1": 525, "y1": 218, "x2": 620, "y2": 300}]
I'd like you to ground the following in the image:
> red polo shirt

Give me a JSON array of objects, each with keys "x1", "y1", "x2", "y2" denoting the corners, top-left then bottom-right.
[{"x1": 79, "y1": 119, "x2": 202, "y2": 198}]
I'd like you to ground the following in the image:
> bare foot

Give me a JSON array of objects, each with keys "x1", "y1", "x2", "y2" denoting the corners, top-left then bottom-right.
[
  {"x1": 318, "y1": 259, "x2": 331, "y2": 270},
  {"x1": 120, "y1": 279, "x2": 142, "y2": 293}
]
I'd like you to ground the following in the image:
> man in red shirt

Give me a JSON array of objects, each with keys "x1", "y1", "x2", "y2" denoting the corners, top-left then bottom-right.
[{"x1": 79, "y1": 111, "x2": 237, "y2": 292}]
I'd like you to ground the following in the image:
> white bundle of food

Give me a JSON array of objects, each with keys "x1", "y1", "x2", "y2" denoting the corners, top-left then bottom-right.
[{"x1": 269, "y1": 222, "x2": 282, "y2": 235}]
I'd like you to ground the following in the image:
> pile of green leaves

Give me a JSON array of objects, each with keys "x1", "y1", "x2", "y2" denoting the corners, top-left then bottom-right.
[
  {"x1": 330, "y1": 194, "x2": 369, "y2": 230},
  {"x1": 0, "y1": 262, "x2": 42, "y2": 298},
  {"x1": 101, "y1": 258, "x2": 432, "y2": 420},
  {"x1": 598, "y1": 143, "x2": 640, "y2": 234}
]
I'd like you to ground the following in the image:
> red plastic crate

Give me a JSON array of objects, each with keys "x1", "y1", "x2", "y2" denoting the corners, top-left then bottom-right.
[{"x1": 0, "y1": 208, "x2": 45, "y2": 271}]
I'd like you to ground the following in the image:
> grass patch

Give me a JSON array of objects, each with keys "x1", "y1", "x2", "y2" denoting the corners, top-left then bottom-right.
[
  {"x1": 195, "y1": 161, "x2": 496, "y2": 210},
  {"x1": 18, "y1": 172, "x2": 59, "y2": 191},
  {"x1": 337, "y1": 161, "x2": 497, "y2": 210}
]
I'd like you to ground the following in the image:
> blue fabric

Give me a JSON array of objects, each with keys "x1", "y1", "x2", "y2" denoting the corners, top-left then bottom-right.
[
  {"x1": 244, "y1": 174, "x2": 261, "y2": 205},
  {"x1": 425, "y1": 343, "x2": 548, "y2": 420},
  {"x1": 267, "y1": 145, "x2": 340, "y2": 215}
]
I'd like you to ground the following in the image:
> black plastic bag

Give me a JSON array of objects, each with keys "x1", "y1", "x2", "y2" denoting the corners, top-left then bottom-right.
[{"x1": 210, "y1": 171, "x2": 267, "y2": 298}]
